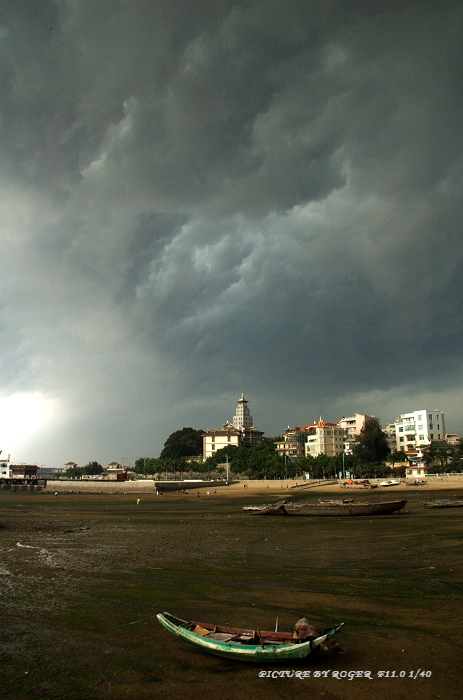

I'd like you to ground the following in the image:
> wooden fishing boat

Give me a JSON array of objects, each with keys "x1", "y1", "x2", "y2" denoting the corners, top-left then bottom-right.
[
  {"x1": 422, "y1": 499, "x2": 463, "y2": 509},
  {"x1": 242, "y1": 500, "x2": 287, "y2": 512},
  {"x1": 254, "y1": 499, "x2": 407, "y2": 516},
  {"x1": 157, "y1": 612, "x2": 344, "y2": 662}
]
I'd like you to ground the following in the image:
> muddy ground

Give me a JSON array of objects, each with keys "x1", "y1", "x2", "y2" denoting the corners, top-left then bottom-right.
[{"x1": 0, "y1": 488, "x2": 462, "y2": 700}]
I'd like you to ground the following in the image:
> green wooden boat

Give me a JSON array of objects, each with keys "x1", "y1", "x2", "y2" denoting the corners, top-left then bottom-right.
[{"x1": 157, "y1": 612, "x2": 344, "y2": 662}]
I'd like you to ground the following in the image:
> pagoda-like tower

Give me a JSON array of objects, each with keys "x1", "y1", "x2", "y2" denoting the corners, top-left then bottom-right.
[{"x1": 232, "y1": 394, "x2": 254, "y2": 429}]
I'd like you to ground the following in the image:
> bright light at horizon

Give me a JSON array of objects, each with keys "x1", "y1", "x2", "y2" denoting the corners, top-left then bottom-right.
[{"x1": 0, "y1": 392, "x2": 57, "y2": 458}]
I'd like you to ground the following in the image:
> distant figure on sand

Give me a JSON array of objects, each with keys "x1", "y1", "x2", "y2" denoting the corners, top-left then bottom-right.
[
  {"x1": 54, "y1": 491, "x2": 58, "y2": 497},
  {"x1": 137, "y1": 498, "x2": 140, "y2": 506}
]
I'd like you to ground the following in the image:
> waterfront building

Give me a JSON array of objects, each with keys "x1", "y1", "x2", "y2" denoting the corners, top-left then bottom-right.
[
  {"x1": 202, "y1": 422, "x2": 241, "y2": 460},
  {"x1": 275, "y1": 426, "x2": 312, "y2": 461},
  {"x1": 337, "y1": 413, "x2": 378, "y2": 453},
  {"x1": 384, "y1": 423, "x2": 399, "y2": 452},
  {"x1": 394, "y1": 410, "x2": 445, "y2": 452},
  {"x1": 305, "y1": 418, "x2": 346, "y2": 458}
]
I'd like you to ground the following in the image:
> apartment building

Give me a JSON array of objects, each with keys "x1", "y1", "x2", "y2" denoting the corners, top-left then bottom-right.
[
  {"x1": 337, "y1": 413, "x2": 378, "y2": 452},
  {"x1": 305, "y1": 419, "x2": 346, "y2": 457},
  {"x1": 384, "y1": 423, "x2": 399, "y2": 452},
  {"x1": 275, "y1": 426, "x2": 312, "y2": 461},
  {"x1": 394, "y1": 410, "x2": 445, "y2": 452},
  {"x1": 203, "y1": 422, "x2": 241, "y2": 460}
]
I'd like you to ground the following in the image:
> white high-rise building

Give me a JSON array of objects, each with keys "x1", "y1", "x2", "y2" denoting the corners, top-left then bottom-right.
[
  {"x1": 233, "y1": 394, "x2": 254, "y2": 429},
  {"x1": 394, "y1": 410, "x2": 445, "y2": 452}
]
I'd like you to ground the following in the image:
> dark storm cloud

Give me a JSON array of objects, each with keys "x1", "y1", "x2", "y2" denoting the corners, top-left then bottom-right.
[{"x1": 0, "y1": 1, "x2": 462, "y2": 462}]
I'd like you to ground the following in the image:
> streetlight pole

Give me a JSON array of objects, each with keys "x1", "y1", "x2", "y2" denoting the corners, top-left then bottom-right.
[{"x1": 225, "y1": 453, "x2": 229, "y2": 483}]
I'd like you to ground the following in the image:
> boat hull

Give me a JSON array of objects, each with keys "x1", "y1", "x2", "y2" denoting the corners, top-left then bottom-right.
[
  {"x1": 422, "y1": 500, "x2": 463, "y2": 509},
  {"x1": 157, "y1": 613, "x2": 344, "y2": 662},
  {"x1": 258, "y1": 500, "x2": 407, "y2": 516}
]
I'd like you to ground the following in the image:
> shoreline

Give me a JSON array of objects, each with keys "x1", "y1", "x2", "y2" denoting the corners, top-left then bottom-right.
[{"x1": 39, "y1": 475, "x2": 463, "y2": 494}]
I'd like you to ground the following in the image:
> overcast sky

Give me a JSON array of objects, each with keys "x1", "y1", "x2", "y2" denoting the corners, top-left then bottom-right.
[{"x1": 1, "y1": 1, "x2": 462, "y2": 466}]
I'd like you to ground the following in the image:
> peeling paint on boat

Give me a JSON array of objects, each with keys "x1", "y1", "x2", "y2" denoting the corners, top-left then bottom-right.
[{"x1": 157, "y1": 612, "x2": 343, "y2": 662}]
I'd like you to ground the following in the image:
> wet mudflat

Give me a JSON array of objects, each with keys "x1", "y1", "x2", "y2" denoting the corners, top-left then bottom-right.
[{"x1": 0, "y1": 489, "x2": 462, "y2": 699}]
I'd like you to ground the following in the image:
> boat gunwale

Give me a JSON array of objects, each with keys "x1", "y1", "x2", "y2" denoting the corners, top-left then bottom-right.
[
  {"x1": 254, "y1": 499, "x2": 407, "y2": 516},
  {"x1": 157, "y1": 612, "x2": 343, "y2": 658}
]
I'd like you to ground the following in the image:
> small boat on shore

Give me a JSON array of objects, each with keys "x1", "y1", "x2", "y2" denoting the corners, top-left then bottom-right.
[
  {"x1": 422, "y1": 499, "x2": 463, "y2": 509},
  {"x1": 252, "y1": 499, "x2": 407, "y2": 516},
  {"x1": 157, "y1": 612, "x2": 344, "y2": 662},
  {"x1": 341, "y1": 480, "x2": 377, "y2": 489},
  {"x1": 379, "y1": 479, "x2": 401, "y2": 487},
  {"x1": 243, "y1": 500, "x2": 287, "y2": 512}
]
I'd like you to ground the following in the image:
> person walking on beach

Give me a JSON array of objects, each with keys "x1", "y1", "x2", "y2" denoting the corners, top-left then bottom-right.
[{"x1": 137, "y1": 498, "x2": 140, "y2": 506}]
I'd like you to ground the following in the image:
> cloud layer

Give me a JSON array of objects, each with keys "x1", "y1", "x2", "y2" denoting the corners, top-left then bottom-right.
[{"x1": 0, "y1": 1, "x2": 462, "y2": 464}]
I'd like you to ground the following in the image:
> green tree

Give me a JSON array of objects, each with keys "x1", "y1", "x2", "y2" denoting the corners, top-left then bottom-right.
[
  {"x1": 352, "y1": 419, "x2": 390, "y2": 465},
  {"x1": 134, "y1": 457, "x2": 161, "y2": 476},
  {"x1": 82, "y1": 461, "x2": 104, "y2": 475},
  {"x1": 294, "y1": 455, "x2": 316, "y2": 476},
  {"x1": 203, "y1": 443, "x2": 287, "y2": 479},
  {"x1": 159, "y1": 427, "x2": 204, "y2": 459},
  {"x1": 63, "y1": 461, "x2": 103, "y2": 478},
  {"x1": 450, "y1": 439, "x2": 463, "y2": 472},
  {"x1": 422, "y1": 443, "x2": 455, "y2": 472}
]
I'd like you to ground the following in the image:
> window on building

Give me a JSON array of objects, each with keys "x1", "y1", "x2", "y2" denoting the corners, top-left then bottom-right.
[
  {"x1": 212, "y1": 436, "x2": 215, "y2": 442},
  {"x1": 419, "y1": 435, "x2": 424, "y2": 440},
  {"x1": 418, "y1": 424, "x2": 423, "y2": 430},
  {"x1": 212, "y1": 445, "x2": 215, "y2": 450},
  {"x1": 228, "y1": 436, "x2": 231, "y2": 442},
  {"x1": 430, "y1": 434, "x2": 434, "y2": 440},
  {"x1": 399, "y1": 437, "x2": 404, "y2": 442},
  {"x1": 429, "y1": 424, "x2": 433, "y2": 429},
  {"x1": 399, "y1": 427, "x2": 403, "y2": 432},
  {"x1": 429, "y1": 414, "x2": 433, "y2": 420}
]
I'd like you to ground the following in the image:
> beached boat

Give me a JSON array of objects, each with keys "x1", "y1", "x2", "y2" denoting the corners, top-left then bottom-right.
[
  {"x1": 422, "y1": 499, "x2": 463, "y2": 509},
  {"x1": 379, "y1": 479, "x2": 401, "y2": 487},
  {"x1": 157, "y1": 612, "x2": 344, "y2": 662},
  {"x1": 242, "y1": 500, "x2": 286, "y2": 512},
  {"x1": 341, "y1": 480, "x2": 377, "y2": 489},
  {"x1": 253, "y1": 499, "x2": 407, "y2": 516}
]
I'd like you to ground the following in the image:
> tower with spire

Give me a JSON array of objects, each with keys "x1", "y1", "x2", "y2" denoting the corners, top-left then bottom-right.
[
  {"x1": 232, "y1": 393, "x2": 254, "y2": 430},
  {"x1": 232, "y1": 393, "x2": 264, "y2": 447},
  {"x1": 202, "y1": 393, "x2": 264, "y2": 460}
]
